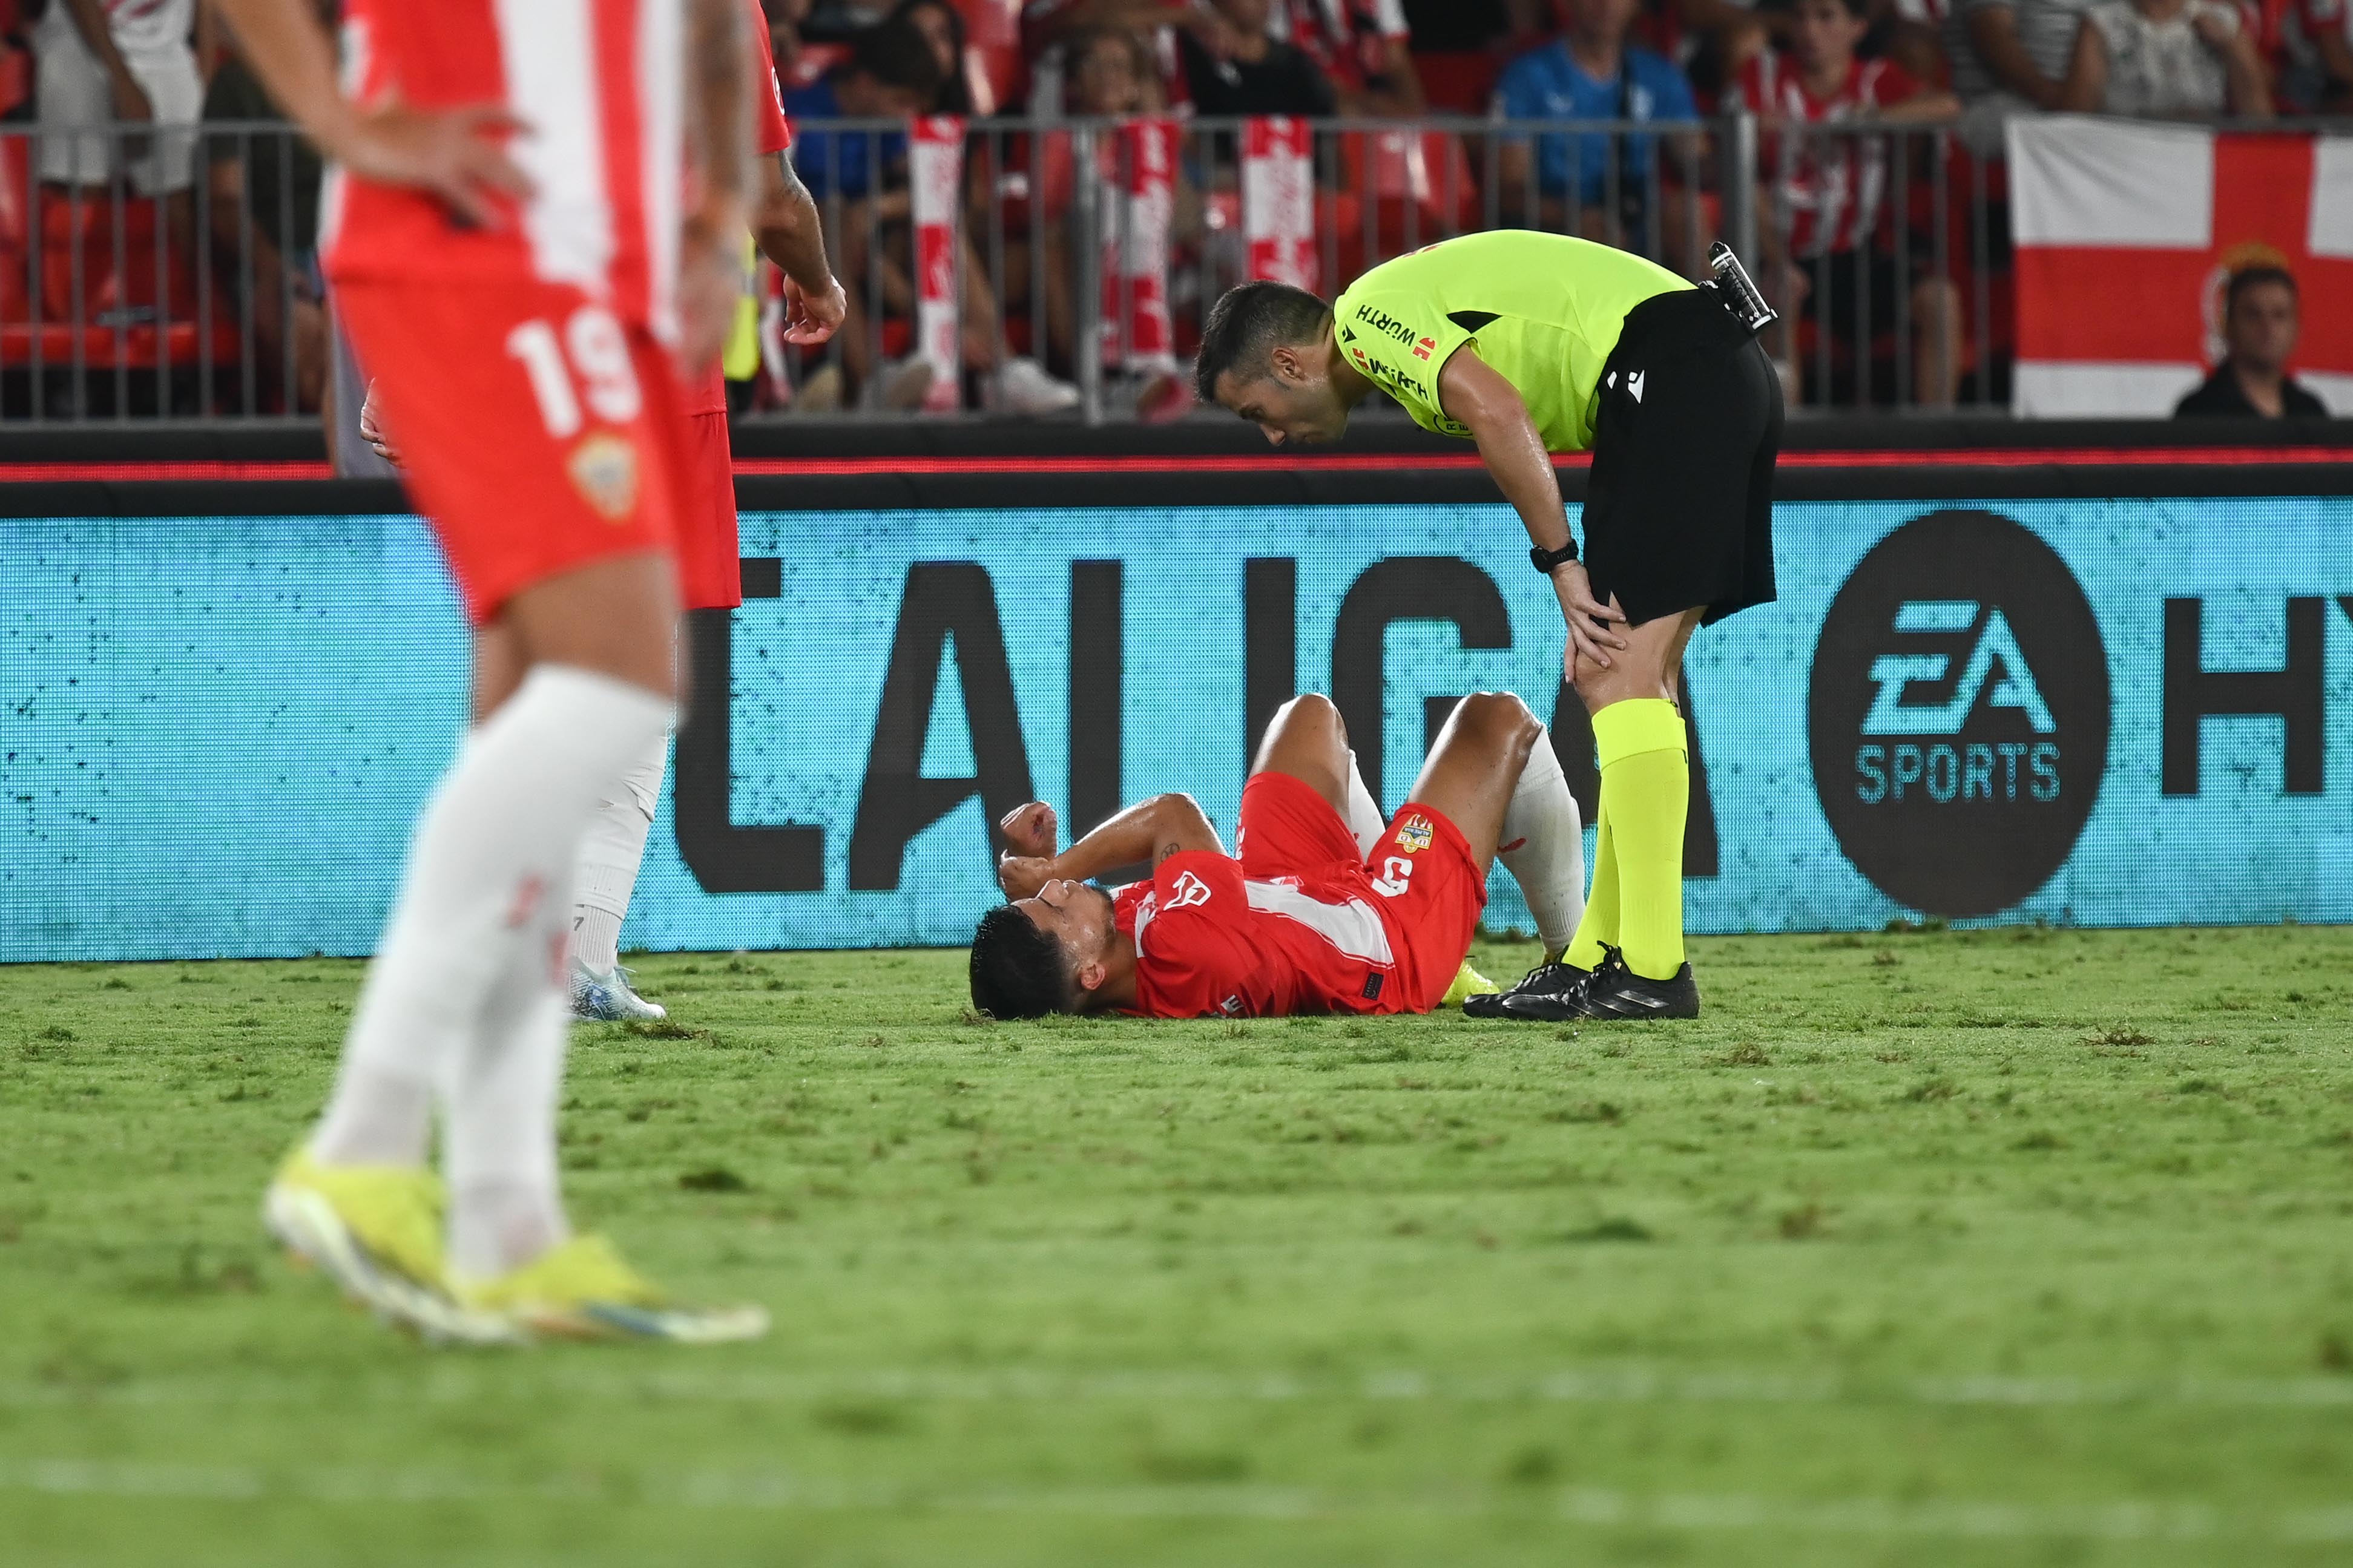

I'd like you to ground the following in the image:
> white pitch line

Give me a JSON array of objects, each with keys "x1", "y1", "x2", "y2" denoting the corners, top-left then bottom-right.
[
  {"x1": 8, "y1": 1363, "x2": 2353, "y2": 1412},
  {"x1": 3, "y1": 1459, "x2": 2350, "y2": 1543}
]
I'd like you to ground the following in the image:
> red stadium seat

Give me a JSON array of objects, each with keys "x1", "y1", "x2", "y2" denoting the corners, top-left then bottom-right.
[
  {"x1": 1339, "y1": 129, "x2": 1479, "y2": 252},
  {"x1": 0, "y1": 175, "x2": 241, "y2": 375},
  {"x1": 1413, "y1": 50, "x2": 1504, "y2": 114}
]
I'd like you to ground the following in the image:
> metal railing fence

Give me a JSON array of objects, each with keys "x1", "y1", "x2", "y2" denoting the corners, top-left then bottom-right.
[
  {"x1": 776, "y1": 112, "x2": 2036, "y2": 421},
  {"x1": 0, "y1": 121, "x2": 317, "y2": 424},
  {"x1": 13, "y1": 112, "x2": 2322, "y2": 424}
]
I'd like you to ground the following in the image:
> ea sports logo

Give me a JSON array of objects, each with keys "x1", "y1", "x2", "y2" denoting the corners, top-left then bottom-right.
[{"x1": 1809, "y1": 511, "x2": 2110, "y2": 917}]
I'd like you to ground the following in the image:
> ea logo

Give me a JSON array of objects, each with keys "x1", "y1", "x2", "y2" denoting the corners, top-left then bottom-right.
[{"x1": 1809, "y1": 511, "x2": 2110, "y2": 917}]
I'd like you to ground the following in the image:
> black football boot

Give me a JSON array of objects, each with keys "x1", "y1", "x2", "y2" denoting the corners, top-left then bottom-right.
[
  {"x1": 1465, "y1": 954, "x2": 1592, "y2": 1019},
  {"x1": 1572, "y1": 950, "x2": 1702, "y2": 1020}
]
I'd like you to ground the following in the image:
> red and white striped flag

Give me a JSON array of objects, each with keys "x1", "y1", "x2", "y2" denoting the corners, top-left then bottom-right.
[
  {"x1": 1100, "y1": 117, "x2": 1179, "y2": 373},
  {"x1": 2009, "y1": 116, "x2": 2353, "y2": 416},
  {"x1": 1241, "y1": 116, "x2": 1317, "y2": 291},
  {"x1": 909, "y1": 115, "x2": 966, "y2": 413}
]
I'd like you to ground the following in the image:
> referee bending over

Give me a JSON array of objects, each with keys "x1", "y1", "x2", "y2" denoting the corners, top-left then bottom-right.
[{"x1": 1196, "y1": 230, "x2": 1782, "y2": 1021}]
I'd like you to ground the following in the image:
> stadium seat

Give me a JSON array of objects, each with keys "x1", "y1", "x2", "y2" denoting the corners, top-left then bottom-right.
[
  {"x1": 40, "y1": 186, "x2": 193, "y2": 323},
  {"x1": 0, "y1": 41, "x2": 29, "y2": 119},
  {"x1": 1413, "y1": 49, "x2": 1504, "y2": 114},
  {"x1": 1338, "y1": 130, "x2": 1479, "y2": 254},
  {"x1": 0, "y1": 171, "x2": 242, "y2": 378}
]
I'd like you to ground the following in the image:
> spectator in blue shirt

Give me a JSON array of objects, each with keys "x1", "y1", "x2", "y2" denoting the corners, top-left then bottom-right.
[
  {"x1": 782, "y1": 21, "x2": 942, "y2": 203},
  {"x1": 1492, "y1": 0, "x2": 1702, "y2": 264},
  {"x1": 785, "y1": 16, "x2": 1082, "y2": 415}
]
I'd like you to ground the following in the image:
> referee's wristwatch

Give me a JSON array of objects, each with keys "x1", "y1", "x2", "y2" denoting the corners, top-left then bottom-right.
[{"x1": 1530, "y1": 540, "x2": 1579, "y2": 576}]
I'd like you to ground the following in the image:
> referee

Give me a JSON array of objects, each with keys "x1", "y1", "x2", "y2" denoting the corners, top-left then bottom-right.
[{"x1": 1194, "y1": 229, "x2": 1782, "y2": 1021}]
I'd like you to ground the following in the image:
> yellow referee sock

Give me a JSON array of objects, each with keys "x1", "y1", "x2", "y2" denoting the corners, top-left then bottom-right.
[
  {"x1": 1590, "y1": 698, "x2": 1689, "y2": 982},
  {"x1": 1562, "y1": 797, "x2": 1616, "y2": 971}
]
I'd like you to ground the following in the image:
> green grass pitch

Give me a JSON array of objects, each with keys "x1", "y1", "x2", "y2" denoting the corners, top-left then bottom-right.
[{"x1": 5, "y1": 926, "x2": 2353, "y2": 1566}]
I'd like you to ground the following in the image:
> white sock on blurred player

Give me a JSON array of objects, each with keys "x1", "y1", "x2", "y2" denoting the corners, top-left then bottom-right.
[
  {"x1": 572, "y1": 735, "x2": 668, "y2": 976},
  {"x1": 444, "y1": 878, "x2": 574, "y2": 1283},
  {"x1": 1344, "y1": 748, "x2": 1386, "y2": 856},
  {"x1": 1499, "y1": 727, "x2": 1585, "y2": 961},
  {"x1": 309, "y1": 666, "x2": 674, "y2": 1169}
]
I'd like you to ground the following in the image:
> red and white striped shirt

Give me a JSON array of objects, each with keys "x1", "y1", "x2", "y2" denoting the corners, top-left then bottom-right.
[
  {"x1": 1733, "y1": 51, "x2": 1918, "y2": 258},
  {"x1": 1271, "y1": 0, "x2": 1409, "y2": 93},
  {"x1": 323, "y1": 0, "x2": 686, "y2": 341}
]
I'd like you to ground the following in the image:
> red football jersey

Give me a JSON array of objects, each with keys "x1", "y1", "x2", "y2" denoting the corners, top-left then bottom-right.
[
  {"x1": 1113, "y1": 850, "x2": 1413, "y2": 1019},
  {"x1": 1272, "y1": 0, "x2": 1409, "y2": 93},
  {"x1": 326, "y1": 0, "x2": 688, "y2": 339},
  {"x1": 685, "y1": 0, "x2": 796, "y2": 415},
  {"x1": 1733, "y1": 52, "x2": 1918, "y2": 257}
]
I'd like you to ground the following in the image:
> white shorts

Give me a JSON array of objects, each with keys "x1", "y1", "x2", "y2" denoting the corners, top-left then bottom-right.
[{"x1": 32, "y1": 8, "x2": 202, "y2": 196}]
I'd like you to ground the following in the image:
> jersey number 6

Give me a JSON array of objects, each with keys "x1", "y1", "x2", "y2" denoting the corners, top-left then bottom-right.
[{"x1": 506, "y1": 306, "x2": 643, "y2": 439}]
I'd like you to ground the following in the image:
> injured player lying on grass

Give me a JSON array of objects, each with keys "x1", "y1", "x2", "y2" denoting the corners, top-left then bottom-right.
[{"x1": 970, "y1": 692, "x2": 1593, "y2": 1022}]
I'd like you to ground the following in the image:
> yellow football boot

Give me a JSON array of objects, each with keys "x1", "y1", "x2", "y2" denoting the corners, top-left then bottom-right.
[
  {"x1": 263, "y1": 1150, "x2": 519, "y2": 1345},
  {"x1": 1441, "y1": 957, "x2": 1501, "y2": 1008},
  {"x1": 461, "y1": 1235, "x2": 769, "y2": 1345}
]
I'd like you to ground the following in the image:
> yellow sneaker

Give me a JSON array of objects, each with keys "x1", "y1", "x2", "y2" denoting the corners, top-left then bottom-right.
[
  {"x1": 263, "y1": 1150, "x2": 519, "y2": 1345},
  {"x1": 461, "y1": 1235, "x2": 769, "y2": 1345},
  {"x1": 1441, "y1": 957, "x2": 1501, "y2": 1008}
]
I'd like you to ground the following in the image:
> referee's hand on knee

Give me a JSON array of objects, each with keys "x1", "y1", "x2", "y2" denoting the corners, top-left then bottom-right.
[{"x1": 1549, "y1": 562, "x2": 1628, "y2": 673}]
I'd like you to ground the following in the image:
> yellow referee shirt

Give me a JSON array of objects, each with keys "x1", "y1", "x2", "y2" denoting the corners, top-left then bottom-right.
[{"x1": 1332, "y1": 231, "x2": 1688, "y2": 453}]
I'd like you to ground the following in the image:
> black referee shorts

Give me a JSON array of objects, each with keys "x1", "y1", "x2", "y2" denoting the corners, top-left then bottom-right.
[{"x1": 1581, "y1": 287, "x2": 1783, "y2": 628}]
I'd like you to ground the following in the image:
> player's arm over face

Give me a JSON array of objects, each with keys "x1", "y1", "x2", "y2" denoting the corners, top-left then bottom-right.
[{"x1": 997, "y1": 793, "x2": 1223, "y2": 902}]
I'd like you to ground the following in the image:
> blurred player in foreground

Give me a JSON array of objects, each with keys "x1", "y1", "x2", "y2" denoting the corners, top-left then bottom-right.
[
  {"x1": 1194, "y1": 230, "x2": 1782, "y2": 1020},
  {"x1": 969, "y1": 692, "x2": 1585, "y2": 1021},
  {"x1": 223, "y1": 0, "x2": 764, "y2": 1343},
  {"x1": 358, "y1": 7, "x2": 852, "y2": 1023}
]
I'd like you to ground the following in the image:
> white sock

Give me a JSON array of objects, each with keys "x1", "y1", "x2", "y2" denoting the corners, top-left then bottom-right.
[
  {"x1": 1344, "y1": 748, "x2": 1386, "y2": 856},
  {"x1": 444, "y1": 982, "x2": 573, "y2": 1283},
  {"x1": 310, "y1": 665, "x2": 674, "y2": 1170},
  {"x1": 571, "y1": 733, "x2": 668, "y2": 976},
  {"x1": 1499, "y1": 726, "x2": 1585, "y2": 961}
]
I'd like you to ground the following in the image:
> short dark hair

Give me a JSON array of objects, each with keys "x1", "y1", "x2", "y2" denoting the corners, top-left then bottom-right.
[
  {"x1": 1194, "y1": 280, "x2": 1332, "y2": 404},
  {"x1": 2226, "y1": 265, "x2": 2297, "y2": 316},
  {"x1": 969, "y1": 904, "x2": 1076, "y2": 1020},
  {"x1": 847, "y1": 16, "x2": 947, "y2": 102}
]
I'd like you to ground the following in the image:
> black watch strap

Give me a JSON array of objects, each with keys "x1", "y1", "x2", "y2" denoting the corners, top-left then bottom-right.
[{"x1": 1530, "y1": 540, "x2": 1579, "y2": 574}]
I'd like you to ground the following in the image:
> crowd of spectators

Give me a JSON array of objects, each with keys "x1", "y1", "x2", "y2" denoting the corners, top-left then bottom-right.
[
  {"x1": 763, "y1": 0, "x2": 2345, "y2": 412},
  {"x1": 0, "y1": 0, "x2": 2338, "y2": 418}
]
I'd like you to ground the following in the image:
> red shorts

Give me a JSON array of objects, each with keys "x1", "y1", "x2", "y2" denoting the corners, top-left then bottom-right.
[
  {"x1": 335, "y1": 277, "x2": 689, "y2": 626},
  {"x1": 1238, "y1": 771, "x2": 1489, "y2": 1014},
  {"x1": 674, "y1": 410, "x2": 742, "y2": 611}
]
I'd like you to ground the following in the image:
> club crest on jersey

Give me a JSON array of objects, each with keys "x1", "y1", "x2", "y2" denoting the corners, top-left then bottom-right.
[
  {"x1": 1167, "y1": 870, "x2": 1214, "y2": 910},
  {"x1": 567, "y1": 431, "x2": 640, "y2": 523},
  {"x1": 1396, "y1": 815, "x2": 1435, "y2": 853}
]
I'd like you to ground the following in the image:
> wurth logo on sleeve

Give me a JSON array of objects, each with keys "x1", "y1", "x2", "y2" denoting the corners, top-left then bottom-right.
[
  {"x1": 1167, "y1": 870, "x2": 1214, "y2": 910},
  {"x1": 1352, "y1": 304, "x2": 1418, "y2": 346},
  {"x1": 1412, "y1": 336, "x2": 1435, "y2": 360}
]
